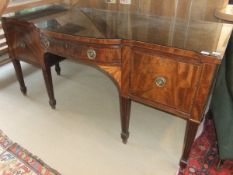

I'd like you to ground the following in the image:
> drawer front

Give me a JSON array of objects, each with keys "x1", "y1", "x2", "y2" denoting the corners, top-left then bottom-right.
[
  {"x1": 130, "y1": 50, "x2": 202, "y2": 113},
  {"x1": 11, "y1": 26, "x2": 41, "y2": 64},
  {"x1": 43, "y1": 37, "x2": 121, "y2": 64},
  {"x1": 15, "y1": 39, "x2": 37, "y2": 63}
]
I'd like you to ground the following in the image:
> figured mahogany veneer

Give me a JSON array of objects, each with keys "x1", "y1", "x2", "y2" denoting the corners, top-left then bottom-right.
[
  {"x1": 130, "y1": 48, "x2": 202, "y2": 116},
  {"x1": 43, "y1": 36, "x2": 122, "y2": 64},
  {"x1": 2, "y1": 5, "x2": 232, "y2": 170}
]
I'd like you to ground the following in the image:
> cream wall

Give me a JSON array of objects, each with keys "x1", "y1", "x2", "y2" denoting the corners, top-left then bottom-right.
[{"x1": 0, "y1": 0, "x2": 9, "y2": 15}]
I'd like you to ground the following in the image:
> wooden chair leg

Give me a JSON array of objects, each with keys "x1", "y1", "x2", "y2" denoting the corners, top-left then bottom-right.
[
  {"x1": 42, "y1": 66, "x2": 56, "y2": 109},
  {"x1": 55, "y1": 63, "x2": 61, "y2": 76},
  {"x1": 120, "y1": 96, "x2": 131, "y2": 144},
  {"x1": 180, "y1": 119, "x2": 199, "y2": 169},
  {"x1": 12, "y1": 59, "x2": 27, "y2": 95}
]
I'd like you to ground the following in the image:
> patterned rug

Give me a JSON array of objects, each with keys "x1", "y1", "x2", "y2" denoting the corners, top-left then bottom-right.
[
  {"x1": 178, "y1": 118, "x2": 233, "y2": 175},
  {"x1": 0, "y1": 130, "x2": 60, "y2": 175}
]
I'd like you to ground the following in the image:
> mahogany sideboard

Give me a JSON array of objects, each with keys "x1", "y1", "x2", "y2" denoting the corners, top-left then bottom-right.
[{"x1": 2, "y1": 5, "x2": 233, "y2": 168}]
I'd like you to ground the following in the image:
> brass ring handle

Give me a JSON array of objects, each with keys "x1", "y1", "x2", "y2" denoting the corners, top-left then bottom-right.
[
  {"x1": 155, "y1": 76, "x2": 167, "y2": 87},
  {"x1": 19, "y1": 42, "x2": 26, "y2": 48},
  {"x1": 87, "y1": 49, "x2": 96, "y2": 60},
  {"x1": 41, "y1": 38, "x2": 50, "y2": 49}
]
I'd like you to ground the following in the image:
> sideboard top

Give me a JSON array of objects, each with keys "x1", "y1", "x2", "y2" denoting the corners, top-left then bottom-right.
[{"x1": 6, "y1": 5, "x2": 233, "y2": 58}]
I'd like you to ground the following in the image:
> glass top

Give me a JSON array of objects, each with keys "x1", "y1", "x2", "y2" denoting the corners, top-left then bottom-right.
[{"x1": 7, "y1": 5, "x2": 233, "y2": 58}]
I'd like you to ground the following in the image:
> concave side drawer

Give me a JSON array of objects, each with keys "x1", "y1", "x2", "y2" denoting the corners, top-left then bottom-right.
[
  {"x1": 12, "y1": 27, "x2": 41, "y2": 64},
  {"x1": 129, "y1": 50, "x2": 202, "y2": 113},
  {"x1": 15, "y1": 38, "x2": 38, "y2": 63}
]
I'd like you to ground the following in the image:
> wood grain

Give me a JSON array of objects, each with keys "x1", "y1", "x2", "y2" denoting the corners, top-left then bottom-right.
[
  {"x1": 45, "y1": 37, "x2": 121, "y2": 65},
  {"x1": 2, "y1": 18, "x2": 64, "y2": 109},
  {"x1": 130, "y1": 49, "x2": 202, "y2": 114},
  {"x1": 97, "y1": 65, "x2": 121, "y2": 90},
  {"x1": 121, "y1": 46, "x2": 131, "y2": 97},
  {"x1": 180, "y1": 119, "x2": 199, "y2": 169},
  {"x1": 191, "y1": 63, "x2": 218, "y2": 122},
  {"x1": 2, "y1": 11, "x2": 223, "y2": 169}
]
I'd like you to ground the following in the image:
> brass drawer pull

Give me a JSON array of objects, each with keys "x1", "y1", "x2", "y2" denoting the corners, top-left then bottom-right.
[
  {"x1": 87, "y1": 48, "x2": 96, "y2": 60},
  {"x1": 155, "y1": 76, "x2": 167, "y2": 87},
  {"x1": 41, "y1": 38, "x2": 50, "y2": 49},
  {"x1": 19, "y1": 42, "x2": 26, "y2": 48}
]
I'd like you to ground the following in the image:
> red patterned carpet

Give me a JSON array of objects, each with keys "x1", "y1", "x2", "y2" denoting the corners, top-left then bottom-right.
[
  {"x1": 179, "y1": 119, "x2": 233, "y2": 175},
  {"x1": 0, "y1": 130, "x2": 60, "y2": 175}
]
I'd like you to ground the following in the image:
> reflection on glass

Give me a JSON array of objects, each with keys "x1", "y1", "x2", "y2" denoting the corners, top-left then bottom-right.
[{"x1": 8, "y1": 5, "x2": 233, "y2": 58}]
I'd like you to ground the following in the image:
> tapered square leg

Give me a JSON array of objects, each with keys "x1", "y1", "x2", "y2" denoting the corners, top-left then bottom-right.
[
  {"x1": 42, "y1": 66, "x2": 56, "y2": 109},
  {"x1": 12, "y1": 59, "x2": 27, "y2": 95},
  {"x1": 180, "y1": 119, "x2": 199, "y2": 169},
  {"x1": 55, "y1": 63, "x2": 61, "y2": 76},
  {"x1": 120, "y1": 96, "x2": 131, "y2": 144}
]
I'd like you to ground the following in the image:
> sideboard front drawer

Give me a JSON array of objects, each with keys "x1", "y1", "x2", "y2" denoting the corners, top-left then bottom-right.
[
  {"x1": 130, "y1": 50, "x2": 202, "y2": 113},
  {"x1": 43, "y1": 37, "x2": 121, "y2": 64},
  {"x1": 79, "y1": 46, "x2": 121, "y2": 63}
]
